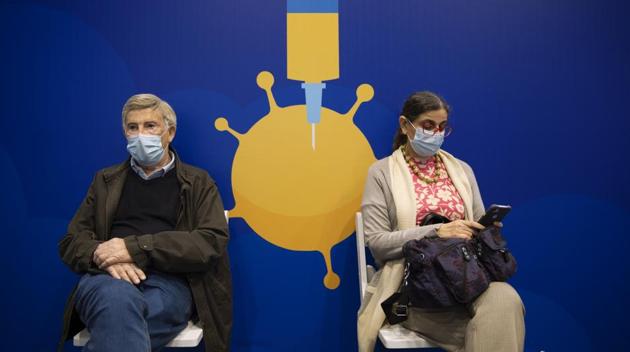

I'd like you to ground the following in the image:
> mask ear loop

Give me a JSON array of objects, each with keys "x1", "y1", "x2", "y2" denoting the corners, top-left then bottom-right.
[
  {"x1": 403, "y1": 117, "x2": 420, "y2": 143},
  {"x1": 401, "y1": 116, "x2": 413, "y2": 134}
]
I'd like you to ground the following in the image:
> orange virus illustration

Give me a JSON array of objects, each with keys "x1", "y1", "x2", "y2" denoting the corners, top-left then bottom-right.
[{"x1": 214, "y1": 71, "x2": 375, "y2": 289}]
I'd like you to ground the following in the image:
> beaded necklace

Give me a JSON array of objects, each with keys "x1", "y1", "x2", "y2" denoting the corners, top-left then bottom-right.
[{"x1": 400, "y1": 146, "x2": 442, "y2": 184}]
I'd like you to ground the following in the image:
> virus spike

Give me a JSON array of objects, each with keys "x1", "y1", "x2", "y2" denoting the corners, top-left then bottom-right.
[
  {"x1": 344, "y1": 83, "x2": 374, "y2": 121},
  {"x1": 228, "y1": 205, "x2": 242, "y2": 219},
  {"x1": 256, "y1": 71, "x2": 279, "y2": 111},
  {"x1": 214, "y1": 117, "x2": 243, "y2": 141},
  {"x1": 320, "y1": 249, "x2": 340, "y2": 289}
]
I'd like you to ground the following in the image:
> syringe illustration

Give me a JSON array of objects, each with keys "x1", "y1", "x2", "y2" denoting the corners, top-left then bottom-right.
[{"x1": 287, "y1": 0, "x2": 340, "y2": 150}]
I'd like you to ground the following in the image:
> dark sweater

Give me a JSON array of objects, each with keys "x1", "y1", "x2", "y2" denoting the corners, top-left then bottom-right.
[{"x1": 110, "y1": 167, "x2": 181, "y2": 238}]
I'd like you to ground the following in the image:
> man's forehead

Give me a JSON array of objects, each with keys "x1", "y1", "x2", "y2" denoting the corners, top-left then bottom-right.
[{"x1": 126, "y1": 108, "x2": 162, "y2": 123}]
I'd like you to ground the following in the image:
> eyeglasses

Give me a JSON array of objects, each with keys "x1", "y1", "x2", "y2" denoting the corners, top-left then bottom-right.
[{"x1": 405, "y1": 118, "x2": 453, "y2": 137}]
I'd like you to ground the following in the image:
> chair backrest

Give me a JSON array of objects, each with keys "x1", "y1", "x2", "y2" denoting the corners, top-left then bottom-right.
[{"x1": 356, "y1": 212, "x2": 368, "y2": 304}]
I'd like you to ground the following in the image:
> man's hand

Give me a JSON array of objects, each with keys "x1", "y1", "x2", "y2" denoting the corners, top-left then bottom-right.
[
  {"x1": 105, "y1": 262, "x2": 146, "y2": 285},
  {"x1": 436, "y1": 220, "x2": 485, "y2": 239},
  {"x1": 93, "y1": 238, "x2": 133, "y2": 269}
]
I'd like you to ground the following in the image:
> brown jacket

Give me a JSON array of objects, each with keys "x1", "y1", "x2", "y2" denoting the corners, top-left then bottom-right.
[{"x1": 57, "y1": 151, "x2": 232, "y2": 352}]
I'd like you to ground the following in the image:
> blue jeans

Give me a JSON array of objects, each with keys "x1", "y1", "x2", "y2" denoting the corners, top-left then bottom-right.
[{"x1": 74, "y1": 271, "x2": 193, "y2": 352}]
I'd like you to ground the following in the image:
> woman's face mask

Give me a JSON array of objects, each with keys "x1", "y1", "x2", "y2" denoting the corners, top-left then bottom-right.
[{"x1": 404, "y1": 118, "x2": 445, "y2": 157}]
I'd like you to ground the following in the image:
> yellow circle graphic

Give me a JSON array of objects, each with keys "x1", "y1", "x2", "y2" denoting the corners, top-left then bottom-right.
[{"x1": 215, "y1": 71, "x2": 375, "y2": 289}]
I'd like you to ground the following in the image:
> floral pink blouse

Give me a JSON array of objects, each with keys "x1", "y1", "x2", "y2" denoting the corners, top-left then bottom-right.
[{"x1": 407, "y1": 156, "x2": 466, "y2": 225}]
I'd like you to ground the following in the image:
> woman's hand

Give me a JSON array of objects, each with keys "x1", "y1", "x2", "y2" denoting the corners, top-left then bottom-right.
[{"x1": 436, "y1": 220, "x2": 485, "y2": 239}]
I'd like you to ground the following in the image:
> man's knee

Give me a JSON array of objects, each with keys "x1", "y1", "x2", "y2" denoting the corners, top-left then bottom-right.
[
  {"x1": 76, "y1": 274, "x2": 147, "y2": 315},
  {"x1": 141, "y1": 276, "x2": 192, "y2": 322}
]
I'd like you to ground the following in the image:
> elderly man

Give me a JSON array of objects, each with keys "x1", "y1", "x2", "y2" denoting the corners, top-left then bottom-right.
[{"x1": 57, "y1": 94, "x2": 231, "y2": 352}]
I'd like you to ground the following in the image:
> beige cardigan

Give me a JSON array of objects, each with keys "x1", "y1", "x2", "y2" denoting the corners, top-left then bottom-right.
[{"x1": 357, "y1": 149, "x2": 485, "y2": 352}]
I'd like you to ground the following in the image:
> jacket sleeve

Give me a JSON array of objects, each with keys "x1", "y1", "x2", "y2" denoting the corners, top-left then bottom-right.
[
  {"x1": 58, "y1": 175, "x2": 103, "y2": 274},
  {"x1": 124, "y1": 173, "x2": 229, "y2": 273},
  {"x1": 361, "y1": 164, "x2": 440, "y2": 264}
]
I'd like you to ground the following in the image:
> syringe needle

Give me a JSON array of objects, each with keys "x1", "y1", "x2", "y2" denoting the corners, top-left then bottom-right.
[{"x1": 302, "y1": 82, "x2": 325, "y2": 151}]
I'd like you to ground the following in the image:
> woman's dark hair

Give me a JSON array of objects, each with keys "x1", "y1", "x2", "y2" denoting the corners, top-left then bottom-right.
[{"x1": 392, "y1": 91, "x2": 450, "y2": 151}]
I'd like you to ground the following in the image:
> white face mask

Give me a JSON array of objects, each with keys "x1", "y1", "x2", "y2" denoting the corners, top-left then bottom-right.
[
  {"x1": 405, "y1": 118, "x2": 445, "y2": 157},
  {"x1": 126, "y1": 131, "x2": 167, "y2": 166}
]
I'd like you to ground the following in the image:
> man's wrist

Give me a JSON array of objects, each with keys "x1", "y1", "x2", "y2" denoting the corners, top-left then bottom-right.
[
  {"x1": 87, "y1": 241, "x2": 103, "y2": 271},
  {"x1": 123, "y1": 235, "x2": 152, "y2": 269}
]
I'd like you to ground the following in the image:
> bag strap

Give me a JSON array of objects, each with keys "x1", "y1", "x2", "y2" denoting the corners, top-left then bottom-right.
[{"x1": 381, "y1": 262, "x2": 411, "y2": 324}]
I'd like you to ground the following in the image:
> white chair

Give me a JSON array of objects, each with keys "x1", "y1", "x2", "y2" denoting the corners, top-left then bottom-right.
[
  {"x1": 356, "y1": 212, "x2": 436, "y2": 349},
  {"x1": 74, "y1": 211, "x2": 230, "y2": 348},
  {"x1": 73, "y1": 320, "x2": 203, "y2": 348}
]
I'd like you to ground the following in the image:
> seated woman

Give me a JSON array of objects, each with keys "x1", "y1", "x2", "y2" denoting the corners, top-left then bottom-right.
[{"x1": 358, "y1": 92, "x2": 525, "y2": 352}]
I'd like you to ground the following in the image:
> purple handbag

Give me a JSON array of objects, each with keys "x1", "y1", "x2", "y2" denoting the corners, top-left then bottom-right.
[
  {"x1": 382, "y1": 224, "x2": 517, "y2": 323},
  {"x1": 474, "y1": 226, "x2": 517, "y2": 281},
  {"x1": 403, "y1": 236, "x2": 490, "y2": 308}
]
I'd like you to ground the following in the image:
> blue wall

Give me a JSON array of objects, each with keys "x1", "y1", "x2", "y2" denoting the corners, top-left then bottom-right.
[{"x1": 1, "y1": 1, "x2": 629, "y2": 351}]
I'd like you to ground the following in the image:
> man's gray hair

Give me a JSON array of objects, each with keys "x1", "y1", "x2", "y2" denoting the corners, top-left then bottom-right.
[{"x1": 122, "y1": 94, "x2": 177, "y2": 130}]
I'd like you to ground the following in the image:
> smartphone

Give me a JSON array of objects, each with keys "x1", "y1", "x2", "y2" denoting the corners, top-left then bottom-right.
[{"x1": 477, "y1": 204, "x2": 512, "y2": 227}]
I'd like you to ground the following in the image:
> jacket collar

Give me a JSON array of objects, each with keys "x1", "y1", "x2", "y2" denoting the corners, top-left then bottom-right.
[
  {"x1": 102, "y1": 147, "x2": 192, "y2": 187},
  {"x1": 172, "y1": 148, "x2": 193, "y2": 187}
]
